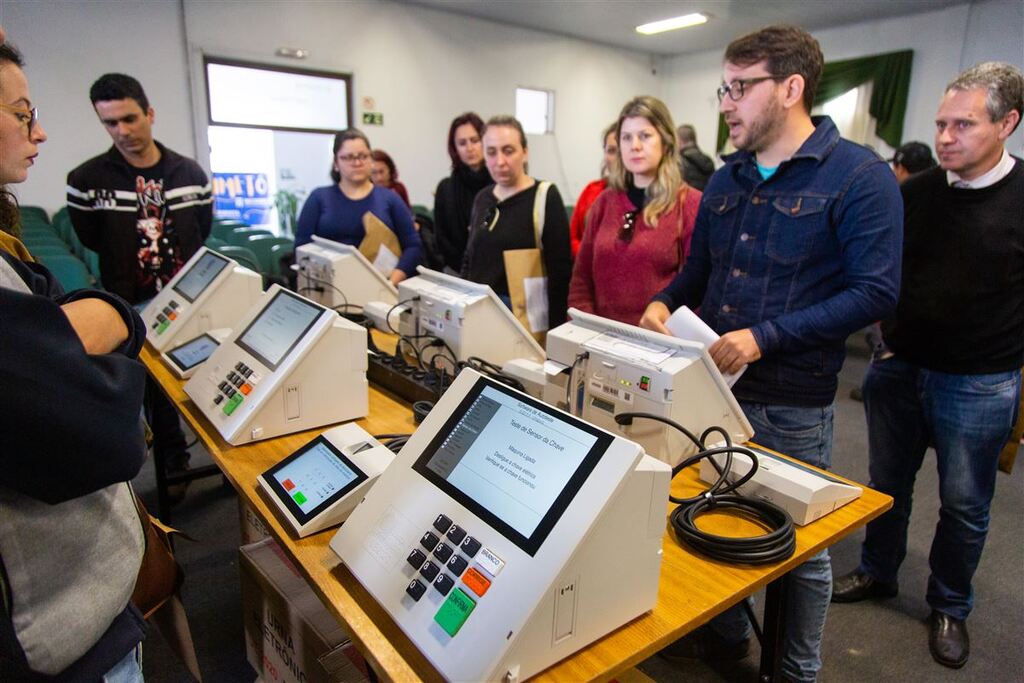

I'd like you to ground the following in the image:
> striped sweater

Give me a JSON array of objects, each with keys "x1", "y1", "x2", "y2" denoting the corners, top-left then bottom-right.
[{"x1": 66, "y1": 142, "x2": 212, "y2": 303}]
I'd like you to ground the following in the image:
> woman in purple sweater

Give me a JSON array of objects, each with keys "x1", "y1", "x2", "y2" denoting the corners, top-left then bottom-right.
[
  {"x1": 568, "y1": 96, "x2": 701, "y2": 325},
  {"x1": 296, "y1": 129, "x2": 421, "y2": 285}
]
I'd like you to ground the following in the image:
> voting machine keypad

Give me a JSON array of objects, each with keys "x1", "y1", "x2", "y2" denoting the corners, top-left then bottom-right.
[
  {"x1": 402, "y1": 513, "x2": 501, "y2": 638},
  {"x1": 212, "y1": 362, "x2": 261, "y2": 415},
  {"x1": 151, "y1": 300, "x2": 181, "y2": 335}
]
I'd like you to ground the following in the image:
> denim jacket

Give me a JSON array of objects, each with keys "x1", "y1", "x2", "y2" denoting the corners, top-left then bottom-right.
[{"x1": 653, "y1": 117, "x2": 902, "y2": 406}]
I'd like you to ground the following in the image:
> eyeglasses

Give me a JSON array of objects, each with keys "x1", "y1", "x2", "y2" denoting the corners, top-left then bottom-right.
[
  {"x1": 338, "y1": 152, "x2": 370, "y2": 163},
  {"x1": 0, "y1": 104, "x2": 39, "y2": 138},
  {"x1": 619, "y1": 210, "x2": 638, "y2": 242},
  {"x1": 716, "y1": 76, "x2": 784, "y2": 103}
]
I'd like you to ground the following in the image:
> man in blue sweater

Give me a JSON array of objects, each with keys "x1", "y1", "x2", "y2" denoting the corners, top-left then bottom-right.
[{"x1": 641, "y1": 25, "x2": 903, "y2": 682}]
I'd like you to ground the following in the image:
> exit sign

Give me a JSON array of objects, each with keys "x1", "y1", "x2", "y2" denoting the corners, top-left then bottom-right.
[{"x1": 362, "y1": 112, "x2": 384, "y2": 126}]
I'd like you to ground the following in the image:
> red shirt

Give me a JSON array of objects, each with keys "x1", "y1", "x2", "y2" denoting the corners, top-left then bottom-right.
[
  {"x1": 568, "y1": 186, "x2": 701, "y2": 325},
  {"x1": 568, "y1": 179, "x2": 607, "y2": 256}
]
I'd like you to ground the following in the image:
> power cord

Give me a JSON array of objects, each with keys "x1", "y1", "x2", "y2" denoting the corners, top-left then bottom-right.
[
  {"x1": 614, "y1": 412, "x2": 796, "y2": 566},
  {"x1": 297, "y1": 271, "x2": 351, "y2": 311}
]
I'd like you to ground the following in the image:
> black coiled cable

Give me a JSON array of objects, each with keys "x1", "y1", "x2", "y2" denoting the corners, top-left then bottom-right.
[{"x1": 614, "y1": 412, "x2": 795, "y2": 566}]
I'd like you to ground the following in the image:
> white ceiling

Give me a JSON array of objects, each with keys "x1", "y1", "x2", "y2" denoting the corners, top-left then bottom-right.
[{"x1": 400, "y1": 0, "x2": 969, "y2": 56}]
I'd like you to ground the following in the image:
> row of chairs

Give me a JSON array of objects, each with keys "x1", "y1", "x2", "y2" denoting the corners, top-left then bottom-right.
[
  {"x1": 206, "y1": 219, "x2": 294, "y2": 283},
  {"x1": 19, "y1": 206, "x2": 99, "y2": 291}
]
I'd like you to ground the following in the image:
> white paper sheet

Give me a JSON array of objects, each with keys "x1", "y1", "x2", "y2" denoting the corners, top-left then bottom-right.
[
  {"x1": 523, "y1": 276, "x2": 548, "y2": 332},
  {"x1": 372, "y1": 245, "x2": 399, "y2": 275},
  {"x1": 585, "y1": 332, "x2": 675, "y2": 365},
  {"x1": 665, "y1": 306, "x2": 746, "y2": 387}
]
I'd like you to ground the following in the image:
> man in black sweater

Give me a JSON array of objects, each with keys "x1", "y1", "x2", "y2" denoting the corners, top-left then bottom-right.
[
  {"x1": 832, "y1": 62, "x2": 1023, "y2": 669},
  {"x1": 67, "y1": 73, "x2": 212, "y2": 506}
]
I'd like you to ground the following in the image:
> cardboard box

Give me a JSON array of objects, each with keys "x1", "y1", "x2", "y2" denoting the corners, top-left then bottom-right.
[
  {"x1": 240, "y1": 538, "x2": 369, "y2": 683},
  {"x1": 239, "y1": 498, "x2": 272, "y2": 545}
]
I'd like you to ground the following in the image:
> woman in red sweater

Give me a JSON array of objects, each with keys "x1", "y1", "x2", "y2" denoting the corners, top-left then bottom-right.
[
  {"x1": 568, "y1": 122, "x2": 618, "y2": 256},
  {"x1": 568, "y1": 96, "x2": 701, "y2": 325}
]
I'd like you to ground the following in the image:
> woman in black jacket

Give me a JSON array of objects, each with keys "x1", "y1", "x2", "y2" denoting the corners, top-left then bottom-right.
[{"x1": 432, "y1": 112, "x2": 491, "y2": 273}]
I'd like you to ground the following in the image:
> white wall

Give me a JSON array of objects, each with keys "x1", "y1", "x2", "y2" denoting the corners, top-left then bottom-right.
[
  {"x1": 181, "y1": 0, "x2": 659, "y2": 210},
  {"x1": 1, "y1": 0, "x2": 197, "y2": 214},
  {"x1": 660, "y1": 0, "x2": 1024, "y2": 161}
]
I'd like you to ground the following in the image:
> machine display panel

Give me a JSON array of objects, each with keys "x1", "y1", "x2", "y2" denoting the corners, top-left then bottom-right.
[
  {"x1": 262, "y1": 435, "x2": 369, "y2": 525},
  {"x1": 172, "y1": 250, "x2": 230, "y2": 303},
  {"x1": 166, "y1": 333, "x2": 220, "y2": 372},
  {"x1": 235, "y1": 290, "x2": 323, "y2": 370},
  {"x1": 413, "y1": 377, "x2": 613, "y2": 556}
]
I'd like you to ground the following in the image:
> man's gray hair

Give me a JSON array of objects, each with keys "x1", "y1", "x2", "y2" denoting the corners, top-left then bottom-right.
[{"x1": 946, "y1": 61, "x2": 1023, "y2": 131}]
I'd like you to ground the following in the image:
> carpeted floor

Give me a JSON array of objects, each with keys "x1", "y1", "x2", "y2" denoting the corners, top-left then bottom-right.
[{"x1": 136, "y1": 344, "x2": 1024, "y2": 682}]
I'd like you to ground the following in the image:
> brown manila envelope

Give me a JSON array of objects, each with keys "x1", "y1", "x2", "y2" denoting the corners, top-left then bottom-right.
[{"x1": 359, "y1": 212, "x2": 402, "y2": 274}]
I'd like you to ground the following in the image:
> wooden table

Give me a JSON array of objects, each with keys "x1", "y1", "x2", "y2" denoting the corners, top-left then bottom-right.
[{"x1": 142, "y1": 339, "x2": 892, "y2": 683}]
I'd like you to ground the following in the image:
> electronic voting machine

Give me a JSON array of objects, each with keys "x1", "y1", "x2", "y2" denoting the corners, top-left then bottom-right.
[
  {"x1": 184, "y1": 284, "x2": 368, "y2": 444},
  {"x1": 258, "y1": 424, "x2": 396, "y2": 537},
  {"x1": 142, "y1": 247, "x2": 263, "y2": 351},
  {"x1": 330, "y1": 369, "x2": 670, "y2": 682},
  {"x1": 545, "y1": 309, "x2": 753, "y2": 468},
  {"x1": 296, "y1": 235, "x2": 398, "y2": 310},
  {"x1": 395, "y1": 267, "x2": 545, "y2": 365}
]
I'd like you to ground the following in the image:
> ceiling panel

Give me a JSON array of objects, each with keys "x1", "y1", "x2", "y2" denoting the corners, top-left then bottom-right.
[{"x1": 400, "y1": 0, "x2": 968, "y2": 56}]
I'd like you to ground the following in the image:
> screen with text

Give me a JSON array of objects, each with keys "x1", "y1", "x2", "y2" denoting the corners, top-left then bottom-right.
[
  {"x1": 272, "y1": 441, "x2": 362, "y2": 518},
  {"x1": 425, "y1": 385, "x2": 599, "y2": 540},
  {"x1": 236, "y1": 291, "x2": 321, "y2": 370},
  {"x1": 167, "y1": 334, "x2": 219, "y2": 371},
  {"x1": 173, "y1": 251, "x2": 229, "y2": 302}
]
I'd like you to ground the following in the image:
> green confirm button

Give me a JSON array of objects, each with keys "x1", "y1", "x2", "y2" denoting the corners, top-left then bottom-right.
[{"x1": 434, "y1": 587, "x2": 476, "y2": 637}]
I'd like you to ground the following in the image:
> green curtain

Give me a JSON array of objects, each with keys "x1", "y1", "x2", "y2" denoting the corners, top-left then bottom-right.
[{"x1": 716, "y1": 49, "x2": 914, "y2": 152}]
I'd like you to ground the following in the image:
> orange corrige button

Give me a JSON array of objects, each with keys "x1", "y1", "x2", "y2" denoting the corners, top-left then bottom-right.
[
  {"x1": 463, "y1": 566, "x2": 491, "y2": 597},
  {"x1": 239, "y1": 383, "x2": 252, "y2": 395}
]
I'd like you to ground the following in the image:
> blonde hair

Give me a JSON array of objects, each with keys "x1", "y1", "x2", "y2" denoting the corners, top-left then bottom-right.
[{"x1": 609, "y1": 96, "x2": 685, "y2": 225}]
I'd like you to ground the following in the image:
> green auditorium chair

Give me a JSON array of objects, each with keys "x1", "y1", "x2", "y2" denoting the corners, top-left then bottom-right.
[
  {"x1": 226, "y1": 227, "x2": 273, "y2": 246},
  {"x1": 19, "y1": 205, "x2": 49, "y2": 224},
  {"x1": 213, "y1": 245, "x2": 262, "y2": 274},
  {"x1": 36, "y1": 254, "x2": 94, "y2": 291},
  {"x1": 245, "y1": 235, "x2": 294, "y2": 276}
]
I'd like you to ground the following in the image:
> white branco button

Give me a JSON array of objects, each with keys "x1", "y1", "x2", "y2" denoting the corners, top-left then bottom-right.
[{"x1": 476, "y1": 547, "x2": 505, "y2": 578}]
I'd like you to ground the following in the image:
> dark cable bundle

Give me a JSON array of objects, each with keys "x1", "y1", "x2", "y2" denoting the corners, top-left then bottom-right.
[
  {"x1": 461, "y1": 356, "x2": 526, "y2": 393},
  {"x1": 614, "y1": 412, "x2": 795, "y2": 566},
  {"x1": 372, "y1": 433, "x2": 412, "y2": 454}
]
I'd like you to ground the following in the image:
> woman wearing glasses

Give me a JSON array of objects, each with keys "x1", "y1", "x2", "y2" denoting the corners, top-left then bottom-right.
[
  {"x1": 462, "y1": 115, "x2": 572, "y2": 331},
  {"x1": 568, "y1": 96, "x2": 701, "y2": 325},
  {"x1": 296, "y1": 128, "x2": 422, "y2": 285},
  {"x1": 1, "y1": 35, "x2": 153, "y2": 681}
]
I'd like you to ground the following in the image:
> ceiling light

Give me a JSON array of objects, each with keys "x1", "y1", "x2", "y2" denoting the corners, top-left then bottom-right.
[{"x1": 636, "y1": 13, "x2": 708, "y2": 35}]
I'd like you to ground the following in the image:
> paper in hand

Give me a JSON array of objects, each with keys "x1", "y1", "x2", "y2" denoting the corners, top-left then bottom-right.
[{"x1": 665, "y1": 306, "x2": 746, "y2": 387}]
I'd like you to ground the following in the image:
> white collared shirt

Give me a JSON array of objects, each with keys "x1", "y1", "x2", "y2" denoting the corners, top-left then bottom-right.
[{"x1": 947, "y1": 148, "x2": 1016, "y2": 189}]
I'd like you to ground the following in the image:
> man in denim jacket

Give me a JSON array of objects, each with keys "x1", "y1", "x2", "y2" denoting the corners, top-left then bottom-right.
[{"x1": 641, "y1": 25, "x2": 902, "y2": 682}]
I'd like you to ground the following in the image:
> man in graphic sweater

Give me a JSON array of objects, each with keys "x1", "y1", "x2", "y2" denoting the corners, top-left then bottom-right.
[{"x1": 67, "y1": 73, "x2": 212, "y2": 503}]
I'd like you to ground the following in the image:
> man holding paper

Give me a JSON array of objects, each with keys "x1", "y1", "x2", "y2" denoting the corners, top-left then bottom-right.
[{"x1": 639, "y1": 25, "x2": 902, "y2": 682}]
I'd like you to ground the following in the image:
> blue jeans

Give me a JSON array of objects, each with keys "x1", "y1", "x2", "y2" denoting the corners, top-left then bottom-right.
[
  {"x1": 708, "y1": 401, "x2": 834, "y2": 683},
  {"x1": 102, "y1": 644, "x2": 144, "y2": 683},
  {"x1": 858, "y1": 357, "x2": 1020, "y2": 620}
]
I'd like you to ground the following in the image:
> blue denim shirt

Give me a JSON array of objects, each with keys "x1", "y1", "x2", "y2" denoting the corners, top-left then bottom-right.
[{"x1": 653, "y1": 117, "x2": 902, "y2": 406}]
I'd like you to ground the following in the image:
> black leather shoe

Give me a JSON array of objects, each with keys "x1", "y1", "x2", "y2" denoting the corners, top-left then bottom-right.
[
  {"x1": 831, "y1": 570, "x2": 898, "y2": 603},
  {"x1": 929, "y1": 611, "x2": 969, "y2": 669},
  {"x1": 659, "y1": 626, "x2": 750, "y2": 663}
]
